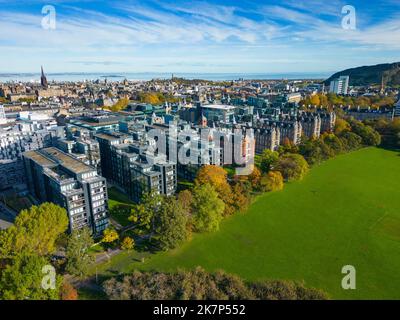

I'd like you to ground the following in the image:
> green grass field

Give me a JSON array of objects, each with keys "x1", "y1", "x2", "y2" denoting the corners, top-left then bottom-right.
[
  {"x1": 107, "y1": 187, "x2": 135, "y2": 226},
  {"x1": 97, "y1": 148, "x2": 400, "y2": 299}
]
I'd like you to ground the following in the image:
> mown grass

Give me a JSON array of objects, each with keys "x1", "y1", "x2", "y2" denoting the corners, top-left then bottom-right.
[
  {"x1": 107, "y1": 187, "x2": 135, "y2": 227},
  {"x1": 96, "y1": 148, "x2": 400, "y2": 299}
]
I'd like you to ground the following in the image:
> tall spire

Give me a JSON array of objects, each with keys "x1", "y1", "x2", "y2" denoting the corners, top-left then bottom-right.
[{"x1": 41, "y1": 65, "x2": 48, "y2": 89}]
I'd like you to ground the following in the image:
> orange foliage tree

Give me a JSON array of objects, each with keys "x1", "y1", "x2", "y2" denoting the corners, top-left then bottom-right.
[
  {"x1": 195, "y1": 165, "x2": 235, "y2": 216},
  {"x1": 60, "y1": 281, "x2": 78, "y2": 300}
]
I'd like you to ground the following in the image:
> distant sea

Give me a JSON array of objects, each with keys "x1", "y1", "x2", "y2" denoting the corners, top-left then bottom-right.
[{"x1": 0, "y1": 72, "x2": 331, "y2": 83}]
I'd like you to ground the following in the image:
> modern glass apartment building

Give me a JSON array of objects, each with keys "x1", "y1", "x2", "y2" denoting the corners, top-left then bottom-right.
[{"x1": 23, "y1": 147, "x2": 109, "y2": 235}]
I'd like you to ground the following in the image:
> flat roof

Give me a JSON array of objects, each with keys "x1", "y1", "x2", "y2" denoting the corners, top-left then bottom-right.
[
  {"x1": 24, "y1": 150, "x2": 55, "y2": 167},
  {"x1": 41, "y1": 147, "x2": 93, "y2": 174},
  {"x1": 202, "y1": 104, "x2": 235, "y2": 111},
  {"x1": 95, "y1": 132, "x2": 129, "y2": 141},
  {"x1": 24, "y1": 147, "x2": 93, "y2": 174}
]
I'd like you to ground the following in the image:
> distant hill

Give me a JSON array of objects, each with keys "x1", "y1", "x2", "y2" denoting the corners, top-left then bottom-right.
[{"x1": 324, "y1": 62, "x2": 400, "y2": 86}]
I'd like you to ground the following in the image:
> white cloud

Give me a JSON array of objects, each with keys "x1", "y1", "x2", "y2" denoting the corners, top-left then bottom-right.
[{"x1": 0, "y1": 1, "x2": 399, "y2": 73}]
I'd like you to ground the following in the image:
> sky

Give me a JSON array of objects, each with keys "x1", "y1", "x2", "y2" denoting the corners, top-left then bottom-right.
[{"x1": 0, "y1": 0, "x2": 399, "y2": 74}]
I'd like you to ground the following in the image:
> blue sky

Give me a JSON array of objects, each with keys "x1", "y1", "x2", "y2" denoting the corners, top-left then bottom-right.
[{"x1": 0, "y1": 0, "x2": 399, "y2": 73}]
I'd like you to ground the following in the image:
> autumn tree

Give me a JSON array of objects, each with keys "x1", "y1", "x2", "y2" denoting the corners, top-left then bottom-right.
[
  {"x1": 309, "y1": 94, "x2": 320, "y2": 106},
  {"x1": 348, "y1": 119, "x2": 381, "y2": 146},
  {"x1": 195, "y1": 165, "x2": 234, "y2": 216},
  {"x1": 322, "y1": 133, "x2": 344, "y2": 155},
  {"x1": 248, "y1": 166, "x2": 261, "y2": 190},
  {"x1": 334, "y1": 118, "x2": 351, "y2": 136},
  {"x1": 260, "y1": 171, "x2": 284, "y2": 192},
  {"x1": 110, "y1": 98, "x2": 129, "y2": 112},
  {"x1": 191, "y1": 184, "x2": 225, "y2": 233},
  {"x1": 0, "y1": 203, "x2": 69, "y2": 258},
  {"x1": 177, "y1": 189, "x2": 193, "y2": 216},
  {"x1": 121, "y1": 237, "x2": 135, "y2": 250},
  {"x1": 102, "y1": 227, "x2": 119, "y2": 244},
  {"x1": 65, "y1": 228, "x2": 94, "y2": 278},
  {"x1": 231, "y1": 182, "x2": 251, "y2": 213},
  {"x1": 60, "y1": 281, "x2": 78, "y2": 300},
  {"x1": 276, "y1": 153, "x2": 309, "y2": 182}
]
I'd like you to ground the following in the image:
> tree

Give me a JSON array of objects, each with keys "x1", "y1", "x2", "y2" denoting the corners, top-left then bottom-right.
[
  {"x1": 65, "y1": 228, "x2": 94, "y2": 277},
  {"x1": 177, "y1": 190, "x2": 193, "y2": 216},
  {"x1": 299, "y1": 139, "x2": 327, "y2": 165},
  {"x1": 349, "y1": 119, "x2": 381, "y2": 146},
  {"x1": 259, "y1": 149, "x2": 279, "y2": 173},
  {"x1": 102, "y1": 227, "x2": 119, "y2": 244},
  {"x1": 0, "y1": 253, "x2": 62, "y2": 300},
  {"x1": 322, "y1": 133, "x2": 344, "y2": 155},
  {"x1": 195, "y1": 165, "x2": 229, "y2": 191},
  {"x1": 309, "y1": 94, "x2": 320, "y2": 106},
  {"x1": 121, "y1": 237, "x2": 135, "y2": 250},
  {"x1": 110, "y1": 98, "x2": 129, "y2": 112},
  {"x1": 260, "y1": 171, "x2": 284, "y2": 192},
  {"x1": 334, "y1": 118, "x2": 351, "y2": 135},
  {"x1": 276, "y1": 153, "x2": 309, "y2": 182},
  {"x1": 278, "y1": 138, "x2": 299, "y2": 155},
  {"x1": 370, "y1": 118, "x2": 400, "y2": 148},
  {"x1": 60, "y1": 281, "x2": 78, "y2": 300},
  {"x1": 248, "y1": 166, "x2": 261, "y2": 190},
  {"x1": 195, "y1": 165, "x2": 234, "y2": 216},
  {"x1": 191, "y1": 184, "x2": 225, "y2": 233},
  {"x1": 0, "y1": 203, "x2": 69, "y2": 258},
  {"x1": 339, "y1": 131, "x2": 362, "y2": 151},
  {"x1": 156, "y1": 197, "x2": 189, "y2": 250},
  {"x1": 128, "y1": 190, "x2": 164, "y2": 237},
  {"x1": 231, "y1": 182, "x2": 251, "y2": 212},
  {"x1": 250, "y1": 280, "x2": 329, "y2": 300},
  {"x1": 103, "y1": 267, "x2": 328, "y2": 300}
]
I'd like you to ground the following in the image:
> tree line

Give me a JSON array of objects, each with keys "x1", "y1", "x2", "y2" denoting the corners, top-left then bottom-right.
[
  {"x1": 300, "y1": 93, "x2": 396, "y2": 109},
  {"x1": 103, "y1": 267, "x2": 328, "y2": 300}
]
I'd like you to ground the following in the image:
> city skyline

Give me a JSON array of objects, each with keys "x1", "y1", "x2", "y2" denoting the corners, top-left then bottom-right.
[{"x1": 0, "y1": 0, "x2": 400, "y2": 74}]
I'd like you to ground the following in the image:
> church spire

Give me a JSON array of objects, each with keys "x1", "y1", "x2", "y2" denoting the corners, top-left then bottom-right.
[{"x1": 41, "y1": 65, "x2": 48, "y2": 89}]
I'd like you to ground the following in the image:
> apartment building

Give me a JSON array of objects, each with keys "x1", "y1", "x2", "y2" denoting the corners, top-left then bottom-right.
[
  {"x1": 23, "y1": 147, "x2": 109, "y2": 235},
  {"x1": 95, "y1": 132, "x2": 177, "y2": 203}
]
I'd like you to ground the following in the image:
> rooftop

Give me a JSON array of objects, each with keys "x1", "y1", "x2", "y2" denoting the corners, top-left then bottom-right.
[
  {"x1": 95, "y1": 131, "x2": 130, "y2": 141},
  {"x1": 41, "y1": 147, "x2": 93, "y2": 174},
  {"x1": 202, "y1": 104, "x2": 235, "y2": 111},
  {"x1": 24, "y1": 147, "x2": 93, "y2": 174}
]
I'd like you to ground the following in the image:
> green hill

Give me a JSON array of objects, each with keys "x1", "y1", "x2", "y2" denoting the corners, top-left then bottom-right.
[{"x1": 325, "y1": 62, "x2": 400, "y2": 86}]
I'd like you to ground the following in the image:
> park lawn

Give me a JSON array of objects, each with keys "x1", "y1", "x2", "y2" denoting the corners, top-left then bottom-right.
[
  {"x1": 97, "y1": 148, "x2": 400, "y2": 299},
  {"x1": 107, "y1": 187, "x2": 135, "y2": 227}
]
